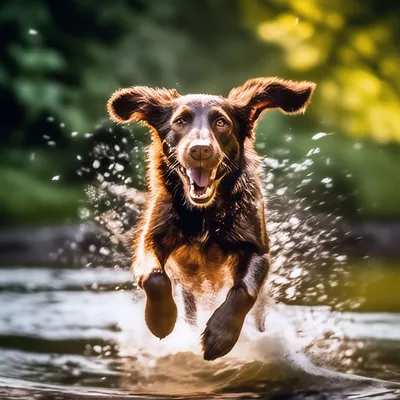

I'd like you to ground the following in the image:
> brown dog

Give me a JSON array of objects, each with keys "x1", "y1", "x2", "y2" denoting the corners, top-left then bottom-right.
[{"x1": 107, "y1": 77, "x2": 315, "y2": 360}]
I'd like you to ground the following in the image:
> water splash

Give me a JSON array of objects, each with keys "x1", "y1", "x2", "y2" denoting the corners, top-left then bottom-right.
[
  {"x1": 261, "y1": 153, "x2": 357, "y2": 309},
  {"x1": 40, "y1": 120, "x2": 374, "y2": 391},
  {"x1": 74, "y1": 123, "x2": 364, "y2": 311}
]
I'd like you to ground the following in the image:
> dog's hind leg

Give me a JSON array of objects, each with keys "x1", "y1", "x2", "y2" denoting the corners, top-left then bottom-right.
[
  {"x1": 201, "y1": 252, "x2": 270, "y2": 360},
  {"x1": 182, "y1": 288, "x2": 197, "y2": 325},
  {"x1": 252, "y1": 282, "x2": 270, "y2": 332}
]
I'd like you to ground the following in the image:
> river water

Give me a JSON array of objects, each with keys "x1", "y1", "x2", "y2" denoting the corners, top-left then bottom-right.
[{"x1": 0, "y1": 266, "x2": 399, "y2": 399}]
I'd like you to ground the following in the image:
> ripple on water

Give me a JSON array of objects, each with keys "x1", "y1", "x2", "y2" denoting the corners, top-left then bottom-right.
[{"x1": 0, "y1": 267, "x2": 400, "y2": 398}]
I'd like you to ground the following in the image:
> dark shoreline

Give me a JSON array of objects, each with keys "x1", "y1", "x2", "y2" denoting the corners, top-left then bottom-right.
[{"x1": 0, "y1": 218, "x2": 399, "y2": 267}]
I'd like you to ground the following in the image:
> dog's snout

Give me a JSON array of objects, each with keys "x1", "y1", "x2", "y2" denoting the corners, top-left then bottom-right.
[{"x1": 189, "y1": 140, "x2": 213, "y2": 160}]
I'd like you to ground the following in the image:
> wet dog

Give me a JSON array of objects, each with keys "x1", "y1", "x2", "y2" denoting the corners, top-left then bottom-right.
[{"x1": 107, "y1": 77, "x2": 315, "y2": 360}]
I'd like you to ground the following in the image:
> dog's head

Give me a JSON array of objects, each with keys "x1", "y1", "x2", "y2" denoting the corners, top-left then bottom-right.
[{"x1": 107, "y1": 77, "x2": 316, "y2": 207}]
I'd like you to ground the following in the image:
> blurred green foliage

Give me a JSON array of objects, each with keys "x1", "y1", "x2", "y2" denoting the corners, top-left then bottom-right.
[{"x1": 1, "y1": 0, "x2": 400, "y2": 225}]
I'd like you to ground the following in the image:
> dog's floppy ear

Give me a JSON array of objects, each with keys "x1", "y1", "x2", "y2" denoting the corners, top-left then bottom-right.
[
  {"x1": 228, "y1": 77, "x2": 316, "y2": 124},
  {"x1": 107, "y1": 86, "x2": 180, "y2": 126}
]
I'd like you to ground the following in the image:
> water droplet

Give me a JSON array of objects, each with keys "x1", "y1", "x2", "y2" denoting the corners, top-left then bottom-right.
[
  {"x1": 256, "y1": 142, "x2": 266, "y2": 149},
  {"x1": 93, "y1": 345, "x2": 102, "y2": 354},
  {"x1": 306, "y1": 148, "x2": 321, "y2": 156},
  {"x1": 92, "y1": 160, "x2": 101, "y2": 169},
  {"x1": 52, "y1": 175, "x2": 60, "y2": 181},
  {"x1": 285, "y1": 286, "x2": 296, "y2": 299},
  {"x1": 289, "y1": 267, "x2": 302, "y2": 279},
  {"x1": 99, "y1": 247, "x2": 110, "y2": 256},
  {"x1": 289, "y1": 217, "x2": 300, "y2": 226},
  {"x1": 312, "y1": 132, "x2": 330, "y2": 140},
  {"x1": 264, "y1": 157, "x2": 280, "y2": 169},
  {"x1": 276, "y1": 187, "x2": 287, "y2": 196},
  {"x1": 28, "y1": 29, "x2": 38, "y2": 35}
]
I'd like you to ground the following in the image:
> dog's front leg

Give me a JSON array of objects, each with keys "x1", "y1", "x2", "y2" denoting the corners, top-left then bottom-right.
[
  {"x1": 134, "y1": 236, "x2": 177, "y2": 339},
  {"x1": 201, "y1": 252, "x2": 270, "y2": 360}
]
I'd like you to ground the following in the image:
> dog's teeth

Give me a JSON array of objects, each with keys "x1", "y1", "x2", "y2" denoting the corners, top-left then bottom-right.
[
  {"x1": 189, "y1": 183, "x2": 214, "y2": 200},
  {"x1": 190, "y1": 184, "x2": 206, "y2": 199}
]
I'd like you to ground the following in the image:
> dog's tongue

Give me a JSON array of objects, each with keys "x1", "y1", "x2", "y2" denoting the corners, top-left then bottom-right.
[{"x1": 189, "y1": 168, "x2": 210, "y2": 188}]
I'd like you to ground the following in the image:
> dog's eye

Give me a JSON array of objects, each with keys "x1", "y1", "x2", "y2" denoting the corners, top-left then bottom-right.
[
  {"x1": 215, "y1": 118, "x2": 228, "y2": 128},
  {"x1": 174, "y1": 117, "x2": 188, "y2": 125}
]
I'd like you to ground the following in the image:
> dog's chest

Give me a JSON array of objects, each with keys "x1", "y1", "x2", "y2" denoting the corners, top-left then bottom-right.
[{"x1": 166, "y1": 243, "x2": 236, "y2": 292}]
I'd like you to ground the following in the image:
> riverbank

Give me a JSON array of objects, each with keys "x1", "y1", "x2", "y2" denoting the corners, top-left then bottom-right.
[{"x1": 0, "y1": 218, "x2": 399, "y2": 267}]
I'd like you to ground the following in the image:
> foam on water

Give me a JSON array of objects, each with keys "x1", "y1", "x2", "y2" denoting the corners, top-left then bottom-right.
[{"x1": 108, "y1": 295, "x2": 396, "y2": 396}]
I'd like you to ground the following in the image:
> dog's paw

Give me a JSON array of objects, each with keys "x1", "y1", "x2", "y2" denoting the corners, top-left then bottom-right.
[
  {"x1": 201, "y1": 305, "x2": 243, "y2": 361},
  {"x1": 142, "y1": 269, "x2": 178, "y2": 339}
]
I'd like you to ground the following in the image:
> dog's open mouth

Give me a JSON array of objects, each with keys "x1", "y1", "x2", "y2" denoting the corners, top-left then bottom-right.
[{"x1": 185, "y1": 167, "x2": 217, "y2": 204}]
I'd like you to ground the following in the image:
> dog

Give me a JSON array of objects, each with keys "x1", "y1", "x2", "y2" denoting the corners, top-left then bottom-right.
[{"x1": 107, "y1": 77, "x2": 316, "y2": 360}]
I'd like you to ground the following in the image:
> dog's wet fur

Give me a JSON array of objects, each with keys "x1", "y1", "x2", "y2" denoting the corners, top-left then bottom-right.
[{"x1": 107, "y1": 77, "x2": 316, "y2": 360}]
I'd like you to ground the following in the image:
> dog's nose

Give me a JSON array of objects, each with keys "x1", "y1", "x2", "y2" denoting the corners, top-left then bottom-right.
[{"x1": 189, "y1": 140, "x2": 213, "y2": 160}]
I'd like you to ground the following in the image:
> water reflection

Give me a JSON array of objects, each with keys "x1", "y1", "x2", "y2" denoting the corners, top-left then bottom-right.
[{"x1": 0, "y1": 267, "x2": 399, "y2": 399}]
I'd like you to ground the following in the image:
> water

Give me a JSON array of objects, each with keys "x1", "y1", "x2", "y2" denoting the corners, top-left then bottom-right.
[
  {"x1": 2, "y1": 127, "x2": 398, "y2": 398},
  {"x1": 0, "y1": 266, "x2": 399, "y2": 399}
]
